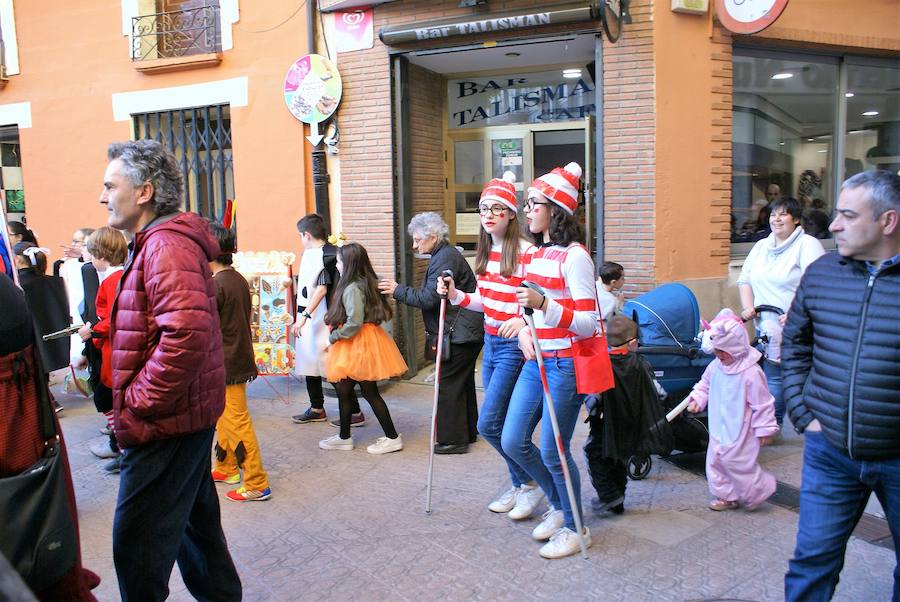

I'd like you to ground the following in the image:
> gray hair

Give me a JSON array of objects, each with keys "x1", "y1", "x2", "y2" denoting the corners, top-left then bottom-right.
[
  {"x1": 407, "y1": 212, "x2": 449, "y2": 242},
  {"x1": 108, "y1": 140, "x2": 184, "y2": 216},
  {"x1": 842, "y1": 170, "x2": 900, "y2": 219}
]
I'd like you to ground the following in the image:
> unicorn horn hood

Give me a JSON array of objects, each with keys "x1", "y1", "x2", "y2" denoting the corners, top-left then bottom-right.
[{"x1": 700, "y1": 308, "x2": 761, "y2": 374}]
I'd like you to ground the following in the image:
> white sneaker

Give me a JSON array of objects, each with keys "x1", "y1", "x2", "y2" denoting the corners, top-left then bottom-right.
[
  {"x1": 90, "y1": 440, "x2": 120, "y2": 459},
  {"x1": 319, "y1": 434, "x2": 353, "y2": 451},
  {"x1": 366, "y1": 435, "x2": 403, "y2": 455},
  {"x1": 539, "y1": 527, "x2": 591, "y2": 559},
  {"x1": 507, "y1": 485, "x2": 545, "y2": 520},
  {"x1": 488, "y1": 486, "x2": 520, "y2": 513},
  {"x1": 531, "y1": 507, "x2": 564, "y2": 541}
]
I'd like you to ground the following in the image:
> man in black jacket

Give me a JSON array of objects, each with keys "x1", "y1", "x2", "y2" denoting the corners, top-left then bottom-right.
[{"x1": 783, "y1": 170, "x2": 900, "y2": 601}]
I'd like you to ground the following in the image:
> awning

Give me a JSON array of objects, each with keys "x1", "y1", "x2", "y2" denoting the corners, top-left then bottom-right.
[{"x1": 379, "y1": 2, "x2": 599, "y2": 46}]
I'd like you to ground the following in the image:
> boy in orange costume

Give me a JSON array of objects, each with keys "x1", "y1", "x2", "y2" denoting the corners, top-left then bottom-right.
[{"x1": 208, "y1": 221, "x2": 271, "y2": 501}]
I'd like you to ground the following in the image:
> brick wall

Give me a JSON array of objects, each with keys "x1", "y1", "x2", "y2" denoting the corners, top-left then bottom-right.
[
  {"x1": 709, "y1": 24, "x2": 733, "y2": 264},
  {"x1": 602, "y1": 0, "x2": 657, "y2": 294}
]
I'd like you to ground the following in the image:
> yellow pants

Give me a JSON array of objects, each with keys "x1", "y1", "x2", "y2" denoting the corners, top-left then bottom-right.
[{"x1": 214, "y1": 383, "x2": 269, "y2": 491}]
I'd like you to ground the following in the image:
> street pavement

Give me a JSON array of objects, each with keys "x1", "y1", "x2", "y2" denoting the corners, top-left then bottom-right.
[{"x1": 56, "y1": 374, "x2": 896, "y2": 601}]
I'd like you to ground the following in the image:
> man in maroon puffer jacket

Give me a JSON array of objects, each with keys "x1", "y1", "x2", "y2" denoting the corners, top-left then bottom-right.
[{"x1": 102, "y1": 140, "x2": 241, "y2": 601}]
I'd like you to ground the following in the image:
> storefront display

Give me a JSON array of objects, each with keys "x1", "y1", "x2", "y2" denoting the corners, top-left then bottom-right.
[{"x1": 233, "y1": 251, "x2": 296, "y2": 375}]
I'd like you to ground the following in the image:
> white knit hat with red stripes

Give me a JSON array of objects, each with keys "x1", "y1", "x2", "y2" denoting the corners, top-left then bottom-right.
[
  {"x1": 480, "y1": 171, "x2": 518, "y2": 212},
  {"x1": 528, "y1": 162, "x2": 582, "y2": 215}
]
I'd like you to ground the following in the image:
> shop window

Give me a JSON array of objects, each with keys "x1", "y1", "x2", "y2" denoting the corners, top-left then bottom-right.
[
  {"x1": 844, "y1": 62, "x2": 900, "y2": 179},
  {"x1": 132, "y1": 104, "x2": 234, "y2": 221},
  {"x1": 0, "y1": 125, "x2": 24, "y2": 221},
  {"x1": 731, "y1": 50, "x2": 900, "y2": 254},
  {"x1": 731, "y1": 52, "x2": 838, "y2": 246}
]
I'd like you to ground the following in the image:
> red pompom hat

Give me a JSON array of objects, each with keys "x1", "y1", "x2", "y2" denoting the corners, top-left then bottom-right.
[
  {"x1": 479, "y1": 170, "x2": 518, "y2": 212},
  {"x1": 528, "y1": 162, "x2": 582, "y2": 215}
]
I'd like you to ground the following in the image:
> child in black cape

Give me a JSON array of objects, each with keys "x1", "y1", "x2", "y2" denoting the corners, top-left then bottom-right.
[{"x1": 584, "y1": 314, "x2": 672, "y2": 514}]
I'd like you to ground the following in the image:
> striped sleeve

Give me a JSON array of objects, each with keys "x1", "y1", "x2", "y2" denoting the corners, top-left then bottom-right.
[{"x1": 542, "y1": 247, "x2": 598, "y2": 337}]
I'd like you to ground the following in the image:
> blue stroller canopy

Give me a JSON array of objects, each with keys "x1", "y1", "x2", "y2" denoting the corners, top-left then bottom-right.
[{"x1": 623, "y1": 283, "x2": 701, "y2": 348}]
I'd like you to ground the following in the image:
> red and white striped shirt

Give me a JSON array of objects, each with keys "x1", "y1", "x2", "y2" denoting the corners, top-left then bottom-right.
[
  {"x1": 452, "y1": 240, "x2": 534, "y2": 336},
  {"x1": 526, "y1": 243, "x2": 598, "y2": 351}
]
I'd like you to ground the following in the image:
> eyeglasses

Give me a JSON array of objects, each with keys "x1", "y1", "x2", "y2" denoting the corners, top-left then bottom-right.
[
  {"x1": 479, "y1": 205, "x2": 509, "y2": 217},
  {"x1": 524, "y1": 199, "x2": 550, "y2": 213}
]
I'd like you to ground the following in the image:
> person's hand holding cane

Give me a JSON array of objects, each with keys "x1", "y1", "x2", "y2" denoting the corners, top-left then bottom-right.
[{"x1": 436, "y1": 274, "x2": 456, "y2": 299}]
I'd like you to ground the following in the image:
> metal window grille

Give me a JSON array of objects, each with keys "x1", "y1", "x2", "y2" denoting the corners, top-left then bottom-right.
[
  {"x1": 131, "y1": 3, "x2": 220, "y2": 61},
  {"x1": 132, "y1": 104, "x2": 234, "y2": 221}
]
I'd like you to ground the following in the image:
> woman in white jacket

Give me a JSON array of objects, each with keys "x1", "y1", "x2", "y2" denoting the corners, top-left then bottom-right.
[{"x1": 737, "y1": 196, "x2": 825, "y2": 428}]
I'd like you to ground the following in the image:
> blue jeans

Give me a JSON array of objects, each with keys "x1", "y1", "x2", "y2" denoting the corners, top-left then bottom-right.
[
  {"x1": 785, "y1": 430, "x2": 900, "y2": 602},
  {"x1": 113, "y1": 428, "x2": 242, "y2": 602},
  {"x1": 502, "y1": 356, "x2": 585, "y2": 530},
  {"x1": 478, "y1": 333, "x2": 530, "y2": 487},
  {"x1": 763, "y1": 359, "x2": 784, "y2": 426}
]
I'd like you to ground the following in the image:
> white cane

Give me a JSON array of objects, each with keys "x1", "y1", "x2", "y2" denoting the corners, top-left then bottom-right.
[
  {"x1": 425, "y1": 269, "x2": 453, "y2": 514},
  {"x1": 521, "y1": 280, "x2": 588, "y2": 559}
]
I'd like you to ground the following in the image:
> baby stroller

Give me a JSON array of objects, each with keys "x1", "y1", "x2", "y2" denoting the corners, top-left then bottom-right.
[{"x1": 621, "y1": 283, "x2": 713, "y2": 479}]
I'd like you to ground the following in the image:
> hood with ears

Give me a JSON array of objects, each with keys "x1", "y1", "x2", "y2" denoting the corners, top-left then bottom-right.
[{"x1": 700, "y1": 308, "x2": 761, "y2": 374}]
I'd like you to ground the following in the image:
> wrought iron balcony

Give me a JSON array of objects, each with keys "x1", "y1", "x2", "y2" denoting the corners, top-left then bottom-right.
[{"x1": 132, "y1": 5, "x2": 220, "y2": 62}]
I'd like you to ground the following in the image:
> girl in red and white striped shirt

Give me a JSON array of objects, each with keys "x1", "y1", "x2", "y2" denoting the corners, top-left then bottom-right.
[
  {"x1": 507, "y1": 162, "x2": 599, "y2": 559},
  {"x1": 438, "y1": 171, "x2": 540, "y2": 518}
]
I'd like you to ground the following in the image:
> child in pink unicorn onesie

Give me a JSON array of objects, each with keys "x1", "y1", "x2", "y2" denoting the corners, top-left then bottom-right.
[{"x1": 686, "y1": 308, "x2": 779, "y2": 511}]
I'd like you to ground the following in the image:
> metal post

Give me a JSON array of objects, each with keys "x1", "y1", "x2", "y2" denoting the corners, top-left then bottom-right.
[
  {"x1": 306, "y1": 0, "x2": 331, "y2": 231},
  {"x1": 593, "y1": 35, "x2": 605, "y2": 269}
]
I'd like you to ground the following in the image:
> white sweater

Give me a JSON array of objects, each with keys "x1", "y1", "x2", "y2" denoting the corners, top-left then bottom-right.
[{"x1": 737, "y1": 227, "x2": 825, "y2": 313}]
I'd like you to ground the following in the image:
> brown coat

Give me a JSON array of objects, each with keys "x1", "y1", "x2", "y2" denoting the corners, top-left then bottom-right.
[{"x1": 213, "y1": 267, "x2": 258, "y2": 384}]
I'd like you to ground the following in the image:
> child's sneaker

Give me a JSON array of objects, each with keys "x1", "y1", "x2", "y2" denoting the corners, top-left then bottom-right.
[
  {"x1": 539, "y1": 527, "x2": 591, "y2": 559},
  {"x1": 211, "y1": 470, "x2": 241, "y2": 484},
  {"x1": 292, "y1": 407, "x2": 327, "y2": 423},
  {"x1": 226, "y1": 486, "x2": 272, "y2": 502},
  {"x1": 708, "y1": 498, "x2": 740, "y2": 511},
  {"x1": 329, "y1": 412, "x2": 367, "y2": 428},
  {"x1": 488, "y1": 486, "x2": 520, "y2": 513},
  {"x1": 90, "y1": 440, "x2": 120, "y2": 459},
  {"x1": 366, "y1": 435, "x2": 403, "y2": 455},
  {"x1": 319, "y1": 434, "x2": 353, "y2": 450},
  {"x1": 104, "y1": 457, "x2": 122, "y2": 474}
]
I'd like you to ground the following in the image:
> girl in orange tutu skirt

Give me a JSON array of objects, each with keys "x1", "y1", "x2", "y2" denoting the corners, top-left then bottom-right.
[{"x1": 319, "y1": 242, "x2": 407, "y2": 455}]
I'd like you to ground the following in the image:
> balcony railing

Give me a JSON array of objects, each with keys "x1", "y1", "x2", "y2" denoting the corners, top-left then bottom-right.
[{"x1": 132, "y1": 5, "x2": 220, "y2": 62}]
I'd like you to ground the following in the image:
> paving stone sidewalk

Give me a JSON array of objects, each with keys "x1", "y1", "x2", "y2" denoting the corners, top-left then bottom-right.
[{"x1": 57, "y1": 376, "x2": 895, "y2": 601}]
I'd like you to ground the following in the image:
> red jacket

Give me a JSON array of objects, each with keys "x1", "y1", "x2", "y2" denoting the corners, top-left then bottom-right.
[
  {"x1": 110, "y1": 212, "x2": 225, "y2": 448},
  {"x1": 92, "y1": 269, "x2": 123, "y2": 388}
]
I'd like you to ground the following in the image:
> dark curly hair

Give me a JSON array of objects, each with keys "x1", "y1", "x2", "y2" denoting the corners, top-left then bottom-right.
[{"x1": 528, "y1": 203, "x2": 585, "y2": 247}]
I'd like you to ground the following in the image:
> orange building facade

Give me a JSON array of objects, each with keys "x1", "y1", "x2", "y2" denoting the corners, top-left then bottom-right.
[{"x1": 1, "y1": 0, "x2": 314, "y2": 258}]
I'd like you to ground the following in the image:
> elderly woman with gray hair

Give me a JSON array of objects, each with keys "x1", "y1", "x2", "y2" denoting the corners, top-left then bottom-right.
[{"x1": 379, "y1": 212, "x2": 484, "y2": 454}]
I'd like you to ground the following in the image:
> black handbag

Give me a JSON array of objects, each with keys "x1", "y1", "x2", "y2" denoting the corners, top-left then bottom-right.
[
  {"x1": 424, "y1": 309, "x2": 460, "y2": 362},
  {"x1": 0, "y1": 351, "x2": 78, "y2": 592}
]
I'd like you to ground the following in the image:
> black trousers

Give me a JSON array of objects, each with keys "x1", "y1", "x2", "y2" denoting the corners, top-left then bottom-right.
[
  {"x1": 584, "y1": 427, "x2": 628, "y2": 503},
  {"x1": 306, "y1": 375, "x2": 360, "y2": 414},
  {"x1": 436, "y1": 341, "x2": 483, "y2": 445},
  {"x1": 113, "y1": 428, "x2": 241, "y2": 602}
]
